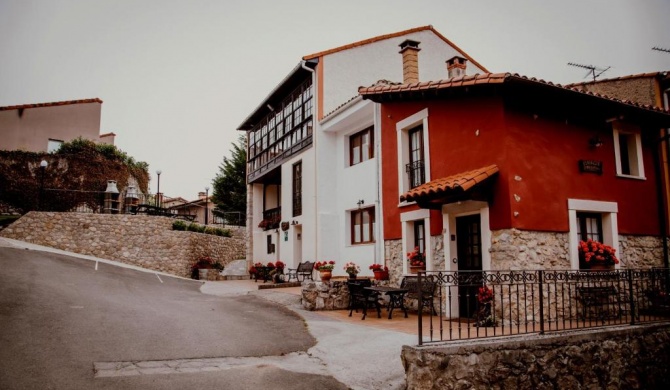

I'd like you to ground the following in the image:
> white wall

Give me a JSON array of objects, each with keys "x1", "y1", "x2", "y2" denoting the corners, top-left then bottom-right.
[
  {"x1": 319, "y1": 99, "x2": 379, "y2": 276},
  {"x1": 321, "y1": 30, "x2": 486, "y2": 116}
]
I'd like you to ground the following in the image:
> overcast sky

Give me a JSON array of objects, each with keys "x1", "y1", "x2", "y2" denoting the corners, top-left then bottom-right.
[{"x1": 1, "y1": 0, "x2": 668, "y2": 199}]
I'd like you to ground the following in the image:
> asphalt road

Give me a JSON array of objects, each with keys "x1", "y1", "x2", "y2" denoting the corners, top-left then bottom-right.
[{"x1": 0, "y1": 247, "x2": 348, "y2": 389}]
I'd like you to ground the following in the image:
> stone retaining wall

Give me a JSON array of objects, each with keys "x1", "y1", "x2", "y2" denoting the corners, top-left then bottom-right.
[
  {"x1": 0, "y1": 212, "x2": 246, "y2": 278},
  {"x1": 301, "y1": 280, "x2": 350, "y2": 310},
  {"x1": 402, "y1": 324, "x2": 670, "y2": 389}
]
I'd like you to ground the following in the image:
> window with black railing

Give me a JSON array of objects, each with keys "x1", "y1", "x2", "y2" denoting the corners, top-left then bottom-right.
[
  {"x1": 259, "y1": 207, "x2": 281, "y2": 231},
  {"x1": 406, "y1": 160, "x2": 425, "y2": 189},
  {"x1": 407, "y1": 125, "x2": 425, "y2": 188},
  {"x1": 293, "y1": 161, "x2": 302, "y2": 217}
]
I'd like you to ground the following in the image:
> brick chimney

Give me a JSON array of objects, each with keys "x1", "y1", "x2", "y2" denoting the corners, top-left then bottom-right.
[
  {"x1": 399, "y1": 39, "x2": 421, "y2": 84},
  {"x1": 446, "y1": 56, "x2": 468, "y2": 79},
  {"x1": 198, "y1": 192, "x2": 206, "y2": 200}
]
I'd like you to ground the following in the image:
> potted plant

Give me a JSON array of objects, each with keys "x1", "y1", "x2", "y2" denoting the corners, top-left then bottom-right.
[
  {"x1": 370, "y1": 264, "x2": 389, "y2": 280},
  {"x1": 475, "y1": 285, "x2": 497, "y2": 327},
  {"x1": 270, "y1": 260, "x2": 285, "y2": 283},
  {"x1": 343, "y1": 262, "x2": 360, "y2": 279},
  {"x1": 191, "y1": 256, "x2": 224, "y2": 280},
  {"x1": 407, "y1": 247, "x2": 426, "y2": 273},
  {"x1": 578, "y1": 239, "x2": 619, "y2": 270},
  {"x1": 314, "y1": 260, "x2": 335, "y2": 282}
]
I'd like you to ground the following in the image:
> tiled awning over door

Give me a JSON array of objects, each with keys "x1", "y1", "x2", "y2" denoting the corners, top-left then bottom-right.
[{"x1": 400, "y1": 165, "x2": 499, "y2": 208}]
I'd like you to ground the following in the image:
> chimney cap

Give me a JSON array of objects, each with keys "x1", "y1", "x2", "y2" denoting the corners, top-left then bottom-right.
[
  {"x1": 399, "y1": 39, "x2": 421, "y2": 53},
  {"x1": 447, "y1": 56, "x2": 468, "y2": 66}
]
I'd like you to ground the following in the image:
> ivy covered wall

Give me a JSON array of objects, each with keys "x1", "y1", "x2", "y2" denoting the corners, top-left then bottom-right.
[{"x1": 0, "y1": 138, "x2": 149, "y2": 213}]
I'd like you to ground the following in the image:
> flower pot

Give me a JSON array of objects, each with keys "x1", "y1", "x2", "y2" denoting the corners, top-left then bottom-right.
[
  {"x1": 348, "y1": 273, "x2": 357, "y2": 280},
  {"x1": 198, "y1": 269, "x2": 209, "y2": 280},
  {"x1": 319, "y1": 270, "x2": 332, "y2": 282},
  {"x1": 586, "y1": 263, "x2": 614, "y2": 271},
  {"x1": 409, "y1": 266, "x2": 425, "y2": 274},
  {"x1": 373, "y1": 270, "x2": 389, "y2": 280}
]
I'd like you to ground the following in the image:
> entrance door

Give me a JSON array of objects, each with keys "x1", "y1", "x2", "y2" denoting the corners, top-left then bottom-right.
[
  {"x1": 293, "y1": 225, "x2": 302, "y2": 265},
  {"x1": 456, "y1": 214, "x2": 483, "y2": 318}
]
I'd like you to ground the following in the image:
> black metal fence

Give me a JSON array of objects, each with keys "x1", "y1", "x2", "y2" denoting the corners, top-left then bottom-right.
[
  {"x1": 41, "y1": 188, "x2": 154, "y2": 214},
  {"x1": 417, "y1": 268, "x2": 670, "y2": 345}
]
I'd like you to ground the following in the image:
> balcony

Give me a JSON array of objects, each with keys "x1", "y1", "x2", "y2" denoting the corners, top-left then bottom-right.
[{"x1": 258, "y1": 207, "x2": 281, "y2": 231}]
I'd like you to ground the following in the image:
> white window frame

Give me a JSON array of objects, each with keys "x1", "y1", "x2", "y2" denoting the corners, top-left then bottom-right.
[
  {"x1": 396, "y1": 108, "x2": 431, "y2": 205},
  {"x1": 612, "y1": 122, "x2": 645, "y2": 180},
  {"x1": 567, "y1": 199, "x2": 619, "y2": 270},
  {"x1": 400, "y1": 209, "x2": 431, "y2": 273}
]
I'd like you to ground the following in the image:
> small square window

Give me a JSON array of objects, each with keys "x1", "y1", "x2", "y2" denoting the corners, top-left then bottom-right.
[{"x1": 47, "y1": 139, "x2": 63, "y2": 153}]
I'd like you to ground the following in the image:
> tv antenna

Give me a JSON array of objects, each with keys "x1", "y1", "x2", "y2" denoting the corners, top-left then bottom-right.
[
  {"x1": 567, "y1": 62, "x2": 611, "y2": 82},
  {"x1": 652, "y1": 47, "x2": 670, "y2": 54}
]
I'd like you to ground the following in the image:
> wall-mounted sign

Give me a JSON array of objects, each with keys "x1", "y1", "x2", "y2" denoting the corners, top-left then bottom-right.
[{"x1": 579, "y1": 160, "x2": 603, "y2": 175}]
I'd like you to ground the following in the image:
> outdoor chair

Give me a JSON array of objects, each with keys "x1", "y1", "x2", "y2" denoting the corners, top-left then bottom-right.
[
  {"x1": 347, "y1": 281, "x2": 382, "y2": 320},
  {"x1": 286, "y1": 261, "x2": 314, "y2": 282},
  {"x1": 401, "y1": 275, "x2": 438, "y2": 315}
]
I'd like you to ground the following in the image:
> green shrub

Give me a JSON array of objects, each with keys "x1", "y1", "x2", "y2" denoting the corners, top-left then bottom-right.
[
  {"x1": 204, "y1": 227, "x2": 217, "y2": 235},
  {"x1": 0, "y1": 215, "x2": 20, "y2": 228},
  {"x1": 187, "y1": 223, "x2": 199, "y2": 232},
  {"x1": 172, "y1": 220, "x2": 187, "y2": 231},
  {"x1": 218, "y1": 228, "x2": 232, "y2": 237}
]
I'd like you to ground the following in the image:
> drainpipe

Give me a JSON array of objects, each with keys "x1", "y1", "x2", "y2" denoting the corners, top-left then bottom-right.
[
  {"x1": 653, "y1": 131, "x2": 669, "y2": 269},
  {"x1": 374, "y1": 103, "x2": 382, "y2": 267}
]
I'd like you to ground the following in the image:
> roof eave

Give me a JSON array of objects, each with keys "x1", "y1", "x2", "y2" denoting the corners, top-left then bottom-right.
[{"x1": 236, "y1": 60, "x2": 317, "y2": 131}]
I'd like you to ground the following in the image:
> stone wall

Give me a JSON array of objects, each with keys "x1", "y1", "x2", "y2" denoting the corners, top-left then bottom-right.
[
  {"x1": 385, "y1": 239, "x2": 404, "y2": 286},
  {"x1": 490, "y1": 229, "x2": 571, "y2": 269},
  {"x1": 301, "y1": 280, "x2": 350, "y2": 310},
  {"x1": 402, "y1": 324, "x2": 670, "y2": 389},
  {"x1": 0, "y1": 212, "x2": 246, "y2": 278},
  {"x1": 385, "y1": 229, "x2": 665, "y2": 278},
  {"x1": 620, "y1": 235, "x2": 665, "y2": 268}
]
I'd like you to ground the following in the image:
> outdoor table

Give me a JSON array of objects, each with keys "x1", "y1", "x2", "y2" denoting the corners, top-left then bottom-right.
[{"x1": 366, "y1": 286, "x2": 409, "y2": 319}]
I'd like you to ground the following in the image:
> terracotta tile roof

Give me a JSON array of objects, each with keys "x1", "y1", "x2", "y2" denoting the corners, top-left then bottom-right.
[
  {"x1": 359, "y1": 73, "x2": 670, "y2": 114},
  {"x1": 0, "y1": 98, "x2": 103, "y2": 111},
  {"x1": 321, "y1": 95, "x2": 363, "y2": 121},
  {"x1": 400, "y1": 164, "x2": 499, "y2": 203},
  {"x1": 566, "y1": 71, "x2": 669, "y2": 88},
  {"x1": 303, "y1": 25, "x2": 489, "y2": 73}
]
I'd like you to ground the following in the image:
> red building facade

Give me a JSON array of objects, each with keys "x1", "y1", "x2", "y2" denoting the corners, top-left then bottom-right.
[{"x1": 362, "y1": 73, "x2": 670, "y2": 276}]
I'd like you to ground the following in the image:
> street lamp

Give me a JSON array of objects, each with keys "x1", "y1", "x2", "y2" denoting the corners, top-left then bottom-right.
[
  {"x1": 204, "y1": 186, "x2": 209, "y2": 225},
  {"x1": 156, "y1": 169, "x2": 162, "y2": 208},
  {"x1": 39, "y1": 160, "x2": 48, "y2": 211}
]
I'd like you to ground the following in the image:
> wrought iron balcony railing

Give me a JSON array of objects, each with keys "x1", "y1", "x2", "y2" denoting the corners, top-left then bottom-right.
[{"x1": 405, "y1": 160, "x2": 425, "y2": 189}]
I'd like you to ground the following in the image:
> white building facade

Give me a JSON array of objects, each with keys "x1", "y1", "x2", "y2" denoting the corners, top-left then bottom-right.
[{"x1": 238, "y1": 26, "x2": 486, "y2": 277}]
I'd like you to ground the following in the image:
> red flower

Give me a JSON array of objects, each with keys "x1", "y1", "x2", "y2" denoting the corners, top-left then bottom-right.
[
  {"x1": 578, "y1": 240, "x2": 619, "y2": 265},
  {"x1": 477, "y1": 285, "x2": 494, "y2": 304}
]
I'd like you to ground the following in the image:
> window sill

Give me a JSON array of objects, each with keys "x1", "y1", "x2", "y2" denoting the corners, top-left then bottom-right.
[
  {"x1": 350, "y1": 241, "x2": 376, "y2": 246},
  {"x1": 616, "y1": 174, "x2": 646, "y2": 181}
]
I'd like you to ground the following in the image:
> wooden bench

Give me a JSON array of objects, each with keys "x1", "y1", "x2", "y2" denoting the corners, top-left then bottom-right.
[
  {"x1": 286, "y1": 261, "x2": 314, "y2": 282},
  {"x1": 575, "y1": 285, "x2": 622, "y2": 322},
  {"x1": 401, "y1": 275, "x2": 437, "y2": 315}
]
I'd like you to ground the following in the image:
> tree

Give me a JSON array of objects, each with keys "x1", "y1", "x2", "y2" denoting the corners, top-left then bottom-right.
[{"x1": 211, "y1": 135, "x2": 247, "y2": 226}]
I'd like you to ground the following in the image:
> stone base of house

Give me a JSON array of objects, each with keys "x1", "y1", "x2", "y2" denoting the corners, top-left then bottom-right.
[{"x1": 384, "y1": 229, "x2": 665, "y2": 274}]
